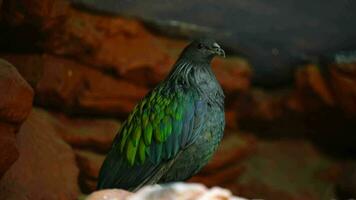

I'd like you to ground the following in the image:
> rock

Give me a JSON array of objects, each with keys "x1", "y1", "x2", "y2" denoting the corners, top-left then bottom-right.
[
  {"x1": 86, "y1": 189, "x2": 132, "y2": 200},
  {"x1": 1, "y1": 0, "x2": 252, "y2": 91},
  {"x1": 75, "y1": 150, "x2": 105, "y2": 193},
  {"x1": 0, "y1": 0, "x2": 69, "y2": 52},
  {"x1": 1, "y1": 0, "x2": 174, "y2": 86},
  {"x1": 0, "y1": 54, "x2": 44, "y2": 88},
  {"x1": 75, "y1": 150, "x2": 105, "y2": 179},
  {"x1": 0, "y1": 59, "x2": 34, "y2": 124},
  {"x1": 47, "y1": 112, "x2": 120, "y2": 152},
  {"x1": 0, "y1": 0, "x2": 69, "y2": 27},
  {"x1": 335, "y1": 162, "x2": 356, "y2": 199},
  {"x1": 289, "y1": 57, "x2": 356, "y2": 115},
  {"x1": 233, "y1": 139, "x2": 336, "y2": 200},
  {"x1": 129, "y1": 183, "x2": 245, "y2": 200},
  {"x1": 3, "y1": 54, "x2": 149, "y2": 116},
  {"x1": 44, "y1": 8, "x2": 173, "y2": 86},
  {"x1": 86, "y1": 183, "x2": 246, "y2": 200},
  {"x1": 225, "y1": 110, "x2": 238, "y2": 130},
  {"x1": 296, "y1": 64, "x2": 335, "y2": 106},
  {"x1": 329, "y1": 62, "x2": 356, "y2": 114},
  {"x1": 141, "y1": 18, "x2": 229, "y2": 40},
  {"x1": 0, "y1": 1, "x2": 253, "y2": 106},
  {"x1": 212, "y1": 57, "x2": 252, "y2": 94},
  {"x1": 0, "y1": 123, "x2": 18, "y2": 180},
  {"x1": 21, "y1": 108, "x2": 118, "y2": 193},
  {"x1": 81, "y1": 178, "x2": 98, "y2": 195},
  {"x1": 0, "y1": 108, "x2": 80, "y2": 200},
  {"x1": 0, "y1": 59, "x2": 33, "y2": 179}
]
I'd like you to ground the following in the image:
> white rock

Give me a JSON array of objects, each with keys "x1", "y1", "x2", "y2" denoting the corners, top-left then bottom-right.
[{"x1": 86, "y1": 183, "x2": 247, "y2": 200}]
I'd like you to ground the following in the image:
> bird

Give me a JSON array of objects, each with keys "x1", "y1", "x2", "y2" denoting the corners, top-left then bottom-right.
[{"x1": 97, "y1": 38, "x2": 226, "y2": 191}]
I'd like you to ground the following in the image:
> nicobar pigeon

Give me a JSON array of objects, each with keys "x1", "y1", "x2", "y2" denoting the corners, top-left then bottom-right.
[{"x1": 97, "y1": 38, "x2": 226, "y2": 191}]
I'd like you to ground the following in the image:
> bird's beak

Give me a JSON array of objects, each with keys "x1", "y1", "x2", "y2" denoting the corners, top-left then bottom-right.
[{"x1": 212, "y1": 42, "x2": 225, "y2": 57}]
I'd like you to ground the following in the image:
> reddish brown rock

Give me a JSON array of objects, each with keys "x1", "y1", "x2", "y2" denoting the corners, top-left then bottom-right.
[
  {"x1": 43, "y1": 9, "x2": 173, "y2": 87},
  {"x1": 329, "y1": 63, "x2": 356, "y2": 114},
  {"x1": 0, "y1": 108, "x2": 80, "y2": 200},
  {"x1": 0, "y1": 55, "x2": 44, "y2": 88},
  {"x1": 0, "y1": 59, "x2": 33, "y2": 179},
  {"x1": 1, "y1": 0, "x2": 69, "y2": 27},
  {"x1": 0, "y1": 59, "x2": 34, "y2": 124},
  {"x1": 1, "y1": 0, "x2": 252, "y2": 93},
  {"x1": 335, "y1": 162, "x2": 356, "y2": 199},
  {"x1": 1, "y1": 0, "x2": 174, "y2": 86},
  {"x1": 234, "y1": 61, "x2": 355, "y2": 135},
  {"x1": 212, "y1": 57, "x2": 252, "y2": 94},
  {"x1": 0, "y1": 123, "x2": 18, "y2": 179},
  {"x1": 224, "y1": 138, "x2": 335, "y2": 200},
  {"x1": 3, "y1": 54, "x2": 149, "y2": 116},
  {"x1": 292, "y1": 64, "x2": 335, "y2": 112},
  {"x1": 50, "y1": 113, "x2": 120, "y2": 152},
  {"x1": 75, "y1": 150, "x2": 105, "y2": 193},
  {"x1": 288, "y1": 62, "x2": 356, "y2": 115},
  {"x1": 75, "y1": 150, "x2": 105, "y2": 180}
]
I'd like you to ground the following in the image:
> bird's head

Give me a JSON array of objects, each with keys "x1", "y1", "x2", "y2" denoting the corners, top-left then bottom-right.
[{"x1": 180, "y1": 38, "x2": 225, "y2": 64}]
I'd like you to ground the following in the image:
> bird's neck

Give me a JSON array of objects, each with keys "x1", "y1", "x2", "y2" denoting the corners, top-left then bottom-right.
[{"x1": 166, "y1": 58, "x2": 224, "y2": 107}]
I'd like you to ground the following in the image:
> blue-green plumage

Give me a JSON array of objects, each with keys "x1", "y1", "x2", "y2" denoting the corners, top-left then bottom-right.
[{"x1": 97, "y1": 38, "x2": 225, "y2": 191}]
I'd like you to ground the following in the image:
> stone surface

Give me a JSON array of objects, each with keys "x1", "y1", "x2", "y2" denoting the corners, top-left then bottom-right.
[
  {"x1": 43, "y1": 8, "x2": 173, "y2": 87},
  {"x1": 1, "y1": 0, "x2": 252, "y2": 91},
  {"x1": 0, "y1": 59, "x2": 33, "y2": 179},
  {"x1": 329, "y1": 62, "x2": 356, "y2": 114},
  {"x1": 47, "y1": 112, "x2": 120, "y2": 152},
  {"x1": 0, "y1": 0, "x2": 3, "y2": 13},
  {"x1": 0, "y1": 0, "x2": 175, "y2": 87},
  {"x1": 289, "y1": 59, "x2": 356, "y2": 115},
  {"x1": 75, "y1": 150, "x2": 105, "y2": 179},
  {"x1": 0, "y1": 54, "x2": 44, "y2": 88},
  {"x1": 3, "y1": 54, "x2": 149, "y2": 116},
  {"x1": 295, "y1": 64, "x2": 335, "y2": 107},
  {"x1": 335, "y1": 162, "x2": 356, "y2": 199},
  {"x1": 212, "y1": 57, "x2": 252, "y2": 94},
  {"x1": 0, "y1": 59, "x2": 34, "y2": 124},
  {"x1": 75, "y1": 150, "x2": 105, "y2": 193},
  {"x1": 0, "y1": 0, "x2": 173, "y2": 86},
  {"x1": 86, "y1": 189, "x2": 132, "y2": 200},
  {"x1": 0, "y1": 0, "x2": 68, "y2": 27},
  {"x1": 0, "y1": 108, "x2": 80, "y2": 200},
  {"x1": 86, "y1": 183, "x2": 246, "y2": 200},
  {"x1": 69, "y1": 0, "x2": 356, "y2": 87},
  {"x1": 0, "y1": 123, "x2": 18, "y2": 180},
  {"x1": 218, "y1": 135, "x2": 336, "y2": 200},
  {"x1": 129, "y1": 183, "x2": 246, "y2": 200}
]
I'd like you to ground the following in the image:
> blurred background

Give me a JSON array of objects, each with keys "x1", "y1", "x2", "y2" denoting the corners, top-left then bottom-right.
[{"x1": 0, "y1": 0, "x2": 355, "y2": 199}]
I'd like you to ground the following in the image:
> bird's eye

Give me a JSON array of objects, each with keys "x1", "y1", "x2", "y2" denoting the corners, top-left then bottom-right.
[{"x1": 197, "y1": 43, "x2": 204, "y2": 49}]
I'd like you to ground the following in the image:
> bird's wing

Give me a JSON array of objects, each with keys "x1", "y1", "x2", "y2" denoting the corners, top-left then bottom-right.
[{"x1": 97, "y1": 86, "x2": 207, "y2": 190}]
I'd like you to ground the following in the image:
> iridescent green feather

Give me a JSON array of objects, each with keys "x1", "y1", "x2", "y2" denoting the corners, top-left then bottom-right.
[
  {"x1": 138, "y1": 139, "x2": 146, "y2": 164},
  {"x1": 117, "y1": 87, "x2": 193, "y2": 166},
  {"x1": 143, "y1": 123, "x2": 153, "y2": 145},
  {"x1": 126, "y1": 140, "x2": 137, "y2": 165}
]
